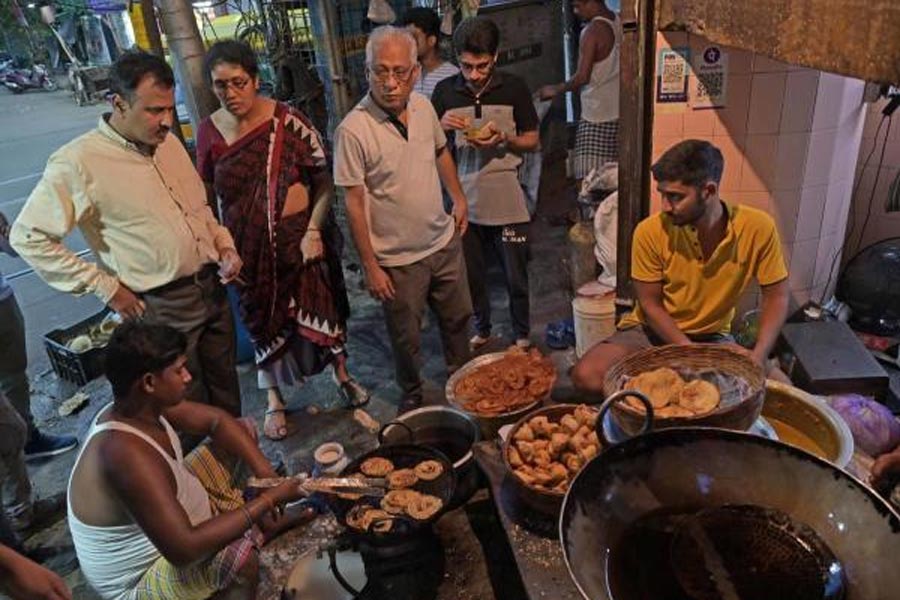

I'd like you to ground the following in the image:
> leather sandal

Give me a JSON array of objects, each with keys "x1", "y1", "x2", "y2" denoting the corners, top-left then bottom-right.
[{"x1": 264, "y1": 408, "x2": 288, "y2": 441}]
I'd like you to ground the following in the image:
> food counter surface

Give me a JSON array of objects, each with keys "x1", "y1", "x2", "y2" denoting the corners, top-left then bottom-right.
[{"x1": 474, "y1": 440, "x2": 583, "y2": 600}]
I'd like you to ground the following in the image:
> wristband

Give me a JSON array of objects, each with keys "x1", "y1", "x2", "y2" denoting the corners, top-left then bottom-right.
[{"x1": 240, "y1": 505, "x2": 254, "y2": 530}]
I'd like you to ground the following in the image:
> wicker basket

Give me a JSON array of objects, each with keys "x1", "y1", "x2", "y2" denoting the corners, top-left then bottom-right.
[
  {"x1": 446, "y1": 352, "x2": 556, "y2": 439},
  {"x1": 602, "y1": 345, "x2": 765, "y2": 435}
]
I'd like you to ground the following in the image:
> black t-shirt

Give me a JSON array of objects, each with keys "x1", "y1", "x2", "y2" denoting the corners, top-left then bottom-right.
[
  {"x1": 431, "y1": 70, "x2": 539, "y2": 134},
  {"x1": 431, "y1": 71, "x2": 539, "y2": 225}
]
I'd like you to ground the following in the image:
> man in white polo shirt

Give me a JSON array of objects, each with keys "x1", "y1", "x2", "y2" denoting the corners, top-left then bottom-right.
[{"x1": 334, "y1": 25, "x2": 471, "y2": 414}]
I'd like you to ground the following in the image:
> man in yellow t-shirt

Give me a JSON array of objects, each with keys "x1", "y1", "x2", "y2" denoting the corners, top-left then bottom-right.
[{"x1": 572, "y1": 139, "x2": 790, "y2": 392}]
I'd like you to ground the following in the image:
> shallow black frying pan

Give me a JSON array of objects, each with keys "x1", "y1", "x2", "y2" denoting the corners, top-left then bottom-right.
[{"x1": 328, "y1": 443, "x2": 456, "y2": 538}]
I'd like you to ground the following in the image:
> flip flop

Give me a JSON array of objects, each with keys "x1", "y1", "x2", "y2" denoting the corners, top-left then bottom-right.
[{"x1": 264, "y1": 408, "x2": 288, "y2": 441}]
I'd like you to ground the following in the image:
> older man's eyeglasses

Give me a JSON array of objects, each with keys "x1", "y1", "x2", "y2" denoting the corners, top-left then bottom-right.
[
  {"x1": 212, "y1": 77, "x2": 251, "y2": 93},
  {"x1": 369, "y1": 65, "x2": 416, "y2": 84}
]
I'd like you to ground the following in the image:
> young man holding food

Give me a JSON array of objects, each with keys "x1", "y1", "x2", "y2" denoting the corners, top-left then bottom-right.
[{"x1": 431, "y1": 16, "x2": 540, "y2": 351}]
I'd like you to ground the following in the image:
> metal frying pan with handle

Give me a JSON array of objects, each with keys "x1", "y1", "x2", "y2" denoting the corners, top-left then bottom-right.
[
  {"x1": 328, "y1": 443, "x2": 456, "y2": 538},
  {"x1": 559, "y1": 393, "x2": 900, "y2": 600}
]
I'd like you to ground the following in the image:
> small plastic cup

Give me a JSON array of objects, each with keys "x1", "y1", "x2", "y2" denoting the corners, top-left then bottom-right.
[{"x1": 314, "y1": 442, "x2": 347, "y2": 476}]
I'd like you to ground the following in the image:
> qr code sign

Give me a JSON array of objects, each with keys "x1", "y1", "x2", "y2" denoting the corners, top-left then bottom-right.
[
  {"x1": 697, "y1": 72, "x2": 724, "y2": 100},
  {"x1": 663, "y1": 59, "x2": 683, "y2": 82},
  {"x1": 692, "y1": 46, "x2": 728, "y2": 108}
]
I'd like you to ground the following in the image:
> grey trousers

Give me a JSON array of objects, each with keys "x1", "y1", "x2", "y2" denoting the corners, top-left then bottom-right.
[
  {"x1": 0, "y1": 391, "x2": 31, "y2": 531},
  {"x1": 382, "y1": 235, "x2": 473, "y2": 401},
  {"x1": 142, "y1": 272, "x2": 241, "y2": 417},
  {"x1": 0, "y1": 295, "x2": 35, "y2": 438}
]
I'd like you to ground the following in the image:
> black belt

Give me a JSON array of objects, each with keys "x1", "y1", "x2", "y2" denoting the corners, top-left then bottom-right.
[{"x1": 143, "y1": 263, "x2": 218, "y2": 296}]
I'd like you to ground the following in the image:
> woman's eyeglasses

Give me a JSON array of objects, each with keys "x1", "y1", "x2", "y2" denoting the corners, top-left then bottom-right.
[{"x1": 212, "y1": 77, "x2": 252, "y2": 93}]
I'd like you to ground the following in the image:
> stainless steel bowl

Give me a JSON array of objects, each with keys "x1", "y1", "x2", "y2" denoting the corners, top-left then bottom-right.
[
  {"x1": 445, "y1": 351, "x2": 555, "y2": 439},
  {"x1": 762, "y1": 380, "x2": 854, "y2": 468}
]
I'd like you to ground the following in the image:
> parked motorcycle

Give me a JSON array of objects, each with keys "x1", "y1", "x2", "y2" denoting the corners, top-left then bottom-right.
[{"x1": 2, "y1": 64, "x2": 56, "y2": 94}]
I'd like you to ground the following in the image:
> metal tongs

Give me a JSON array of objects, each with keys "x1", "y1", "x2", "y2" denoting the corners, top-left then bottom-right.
[{"x1": 247, "y1": 474, "x2": 387, "y2": 498}]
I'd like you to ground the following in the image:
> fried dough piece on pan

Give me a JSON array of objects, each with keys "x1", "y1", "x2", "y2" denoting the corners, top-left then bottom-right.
[
  {"x1": 360, "y1": 509, "x2": 392, "y2": 531},
  {"x1": 372, "y1": 517, "x2": 394, "y2": 533},
  {"x1": 346, "y1": 504, "x2": 374, "y2": 530},
  {"x1": 360, "y1": 457, "x2": 394, "y2": 477},
  {"x1": 406, "y1": 494, "x2": 443, "y2": 520},
  {"x1": 414, "y1": 460, "x2": 444, "y2": 481},
  {"x1": 381, "y1": 489, "x2": 421, "y2": 514},
  {"x1": 387, "y1": 468, "x2": 418, "y2": 489}
]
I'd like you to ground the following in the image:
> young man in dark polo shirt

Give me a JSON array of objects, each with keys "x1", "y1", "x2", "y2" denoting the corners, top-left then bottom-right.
[{"x1": 431, "y1": 16, "x2": 539, "y2": 350}]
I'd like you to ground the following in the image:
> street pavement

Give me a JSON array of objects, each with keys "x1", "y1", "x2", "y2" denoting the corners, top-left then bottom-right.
[
  {"x1": 0, "y1": 88, "x2": 106, "y2": 376},
  {"x1": 0, "y1": 84, "x2": 580, "y2": 598}
]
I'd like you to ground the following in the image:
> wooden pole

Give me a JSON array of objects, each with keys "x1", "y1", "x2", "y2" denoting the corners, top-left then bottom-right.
[{"x1": 615, "y1": 0, "x2": 657, "y2": 311}]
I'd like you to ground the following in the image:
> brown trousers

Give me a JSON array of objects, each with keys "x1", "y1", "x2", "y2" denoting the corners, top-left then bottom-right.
[
  {"x1": 142, "y1": 272, "x2": 241, "y2": 417},
  {"x1": 382, "y1": 235, "x2": 473, "y2": 401}
]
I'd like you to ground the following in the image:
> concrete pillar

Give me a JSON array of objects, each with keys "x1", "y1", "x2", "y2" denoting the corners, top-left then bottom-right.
[
  {"x1": 309, "y1": 0, "x2": 353, "y2": 125},
  {"x1": 155, "y1": 0, "x2": 217, "y2": 133}
]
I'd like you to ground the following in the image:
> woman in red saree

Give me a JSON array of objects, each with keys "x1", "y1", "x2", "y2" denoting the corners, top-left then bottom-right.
[{"x1": 197, "y1": 41, "x2": 369, "y2": 440}]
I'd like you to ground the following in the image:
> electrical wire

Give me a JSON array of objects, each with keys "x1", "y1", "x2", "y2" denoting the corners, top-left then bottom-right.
[
  {"x1": 856, "y1": 116, "x2": 894, "y2": 255},
  {"x1": 819, "y1": 113, "x2": 892, "y2": 304}
]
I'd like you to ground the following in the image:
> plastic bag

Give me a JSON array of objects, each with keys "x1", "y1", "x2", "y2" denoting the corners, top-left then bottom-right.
[
  {"x1": 367, "y1": 0, "x2": 396, "y2": 25},
  {"x1": 440, "y1": 2, "x2": 455, "y2": 35},
  {"x1": 590, "y1": 163, "x2": 618, "y2": 291},
  {"x1": 579, "y1": 161, "x2": 618, "y2": 199}
]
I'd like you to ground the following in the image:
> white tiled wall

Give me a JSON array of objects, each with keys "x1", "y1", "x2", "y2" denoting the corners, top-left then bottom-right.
[
  {"x1": 848, "y1": 99, "x2": 900, "y2": 256},
  {"x1": 652, "y1": 32, "x2": 867, "y2": 312}
]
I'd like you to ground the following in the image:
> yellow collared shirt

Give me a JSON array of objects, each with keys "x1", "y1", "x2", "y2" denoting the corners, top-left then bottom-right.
[
  {"x1": 618, "y1": 202, "x2": 788, "y2": 336},
  {"x1": 11, "y1": 116, "x2": 235, "y2": 303}
]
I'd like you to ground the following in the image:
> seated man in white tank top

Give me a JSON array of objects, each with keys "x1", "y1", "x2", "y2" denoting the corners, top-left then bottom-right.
[{"x1": 67, "y1": 321, "x2": 311, "y2": 600}]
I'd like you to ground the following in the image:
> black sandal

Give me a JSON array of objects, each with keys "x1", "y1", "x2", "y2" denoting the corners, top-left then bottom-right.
[{"x1": 334, "y1": 375, "x2": 370, "y2": 408}]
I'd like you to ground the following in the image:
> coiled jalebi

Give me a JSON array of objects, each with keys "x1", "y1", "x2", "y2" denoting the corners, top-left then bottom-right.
[{"x1": 454, "y1": 347, "x2": 556, "y2": 416}]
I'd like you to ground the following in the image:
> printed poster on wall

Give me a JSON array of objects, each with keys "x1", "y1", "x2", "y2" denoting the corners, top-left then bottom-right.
[
  {"x1": 656, "y1": 47, "x2": 690, "y2": 103},
  {"x1": 692, "y1": 45, "x2": 728, "y2": 109}
]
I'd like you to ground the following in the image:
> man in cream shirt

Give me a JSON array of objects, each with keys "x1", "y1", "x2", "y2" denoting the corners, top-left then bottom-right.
[{"x1": 11, "y1": 51, "x2": 244, "y2": 417}]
